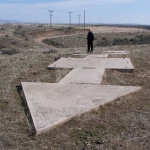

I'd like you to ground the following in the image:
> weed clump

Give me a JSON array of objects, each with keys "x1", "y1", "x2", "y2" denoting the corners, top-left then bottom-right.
[
  {"x1": 38, "y1": 25, "x2": 43, "y2": 28},
  {"x1": 113, "y1": 38, "x2": 130, "y2": 45},
  {"x1": 0, "y1": 45, "x2": 5, "y2": 49},
  {"x1": 54, "y1": 57, "x2": 61, "y2": 61},
  {"x1": 2, "y1": 48, "x2": 20, "y2": 55},
  {"x1": 113, "y1": 35, "x2": 150, "y2": 45},
  {"x1": 17, "y1": 25, "x2": 22, "y2": 29},
  {"x1": 43, "y1": 39, "x2": 64, "y2": 48},
  {"x1": 43, "y1": 49, "x2": 58, "y2": 54},
  {"x1": 11, "y1": 41, "x2": 17, "y2": 45},
  {"x1": 5, "y1": 35, "x2": 9, "y2": 37},
  {"x1": 96, "y1": 38, "x2": 111, "y2": 47}
]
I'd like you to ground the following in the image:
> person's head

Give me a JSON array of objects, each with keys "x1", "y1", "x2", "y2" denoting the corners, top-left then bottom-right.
[{"x1": 88, "y1": 29, "x2": 91, "y2": 32}]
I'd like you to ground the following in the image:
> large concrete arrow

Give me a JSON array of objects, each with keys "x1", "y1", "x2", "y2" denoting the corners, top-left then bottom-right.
[
  {"x1": 21, "y1": 52, "x2": 141, "y2": 135},
  {"x1": 21, "y1": 82, "x2": 141, "y2": 135}
]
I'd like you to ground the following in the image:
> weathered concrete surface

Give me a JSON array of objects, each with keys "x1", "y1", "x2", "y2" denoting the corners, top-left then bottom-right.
[
  {"x1": 73, "y1": 51, "x2": 126, "y2": 57},
  {"x1": 73, "y1": 53, "x2": 109, "y2": 58},
  {"x1": 48, "y1": 57, "x2": 134, "y2": 72},
  {"x1": 81, "y1": 58, "x2": 134, "y2": 70},
  {"x1": 84, "y1": 54, "x2": 108, "y2": 59},
  {"x1": 21, "y1": 82, "x2": 141, "y2": 135},
  {"x1": 104, "y1": 51, "x2": 126, "y2": 55},
  {"x1": 47, "y1": 57, "x2": 83, "y2": 69},
  {"x1": 59, "y1": 68, "x2": 105, "y2": 84},
  {"x1": 48, "y1": 56, "x2": 134, "y2": 84}
]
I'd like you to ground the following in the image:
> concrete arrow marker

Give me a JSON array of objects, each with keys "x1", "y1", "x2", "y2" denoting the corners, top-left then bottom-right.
[{"x1": 21, "y1": 51, "x2": 141, "y2": 135}]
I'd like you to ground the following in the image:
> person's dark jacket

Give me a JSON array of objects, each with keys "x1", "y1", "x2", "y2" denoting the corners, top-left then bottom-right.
[{"x1": 87, "y1": 31, "x2": 94, "y2": 41}]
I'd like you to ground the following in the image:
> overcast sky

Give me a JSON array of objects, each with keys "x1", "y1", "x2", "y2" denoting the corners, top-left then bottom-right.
[{"x1": 0, "y1": 0, "x2": 150, "y2": 25}]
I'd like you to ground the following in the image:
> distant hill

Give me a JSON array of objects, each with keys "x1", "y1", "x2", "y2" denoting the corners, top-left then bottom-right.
[{"x1": 0, "y1": 19, "x2": 23, "y2": 24}]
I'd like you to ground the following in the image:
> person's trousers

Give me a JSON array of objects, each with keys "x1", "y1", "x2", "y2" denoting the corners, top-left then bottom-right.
[{"x1": 88, "y1": 41, "x2": 93, "y2": 52}]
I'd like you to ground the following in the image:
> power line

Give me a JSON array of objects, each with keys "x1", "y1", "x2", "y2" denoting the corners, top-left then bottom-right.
[
  {"x1": 48, "y1": 10, "x2": 54, "y2": 28},
  {"x1": 68, "y1": 12, "x2": 72, "y2": 27}
]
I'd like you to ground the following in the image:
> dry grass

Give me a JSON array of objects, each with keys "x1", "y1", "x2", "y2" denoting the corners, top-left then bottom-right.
[
  {"x1": 42, "y1": 32, "x2": 150, "y2": 48},
  {"x1": 0, "y1": 24, "x2": 150, "y2": 150}
]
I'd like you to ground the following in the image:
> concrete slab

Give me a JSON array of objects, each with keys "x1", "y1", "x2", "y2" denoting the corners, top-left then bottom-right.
[
  {"x1": 48, "y1": 57, "x2": 134, "y2": 72},
  {"x1": 21, "y1": 82, "x2": 141, "y2": 135},
  {"x1": 84, "y1": 54, "x2": 108, "y2": 59},
  {"x1": 47, "y1": 57, "x2": 84, "y2": 69},
  {"x1": 73, "y1": 51, "x2": 126, "y2": 57},
  {"x1": 59, "y1": 68, "x2": 105, "y2": 84},
  {"x1": 104, "y1": 51, "x2": 126, "y2": 54},
  {"x1": 82, "y1": 58, "x2": 133, "y2": 69},
  {"x1": 73, "y1": 53, "x2": 88, "y2": 56},
  {"x1": 72, "y1": 54, "x2": 109, "y2": 58}
]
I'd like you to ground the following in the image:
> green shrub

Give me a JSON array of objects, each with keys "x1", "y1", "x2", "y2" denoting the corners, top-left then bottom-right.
[
  {"x1": 2, "y1": 48, "x2": 20, "y2": 55},
  {"x1": 24, "y1": 38, "x2": 29, "y2": 41},
  {"x1": 113, "y1": 38, "x2": 130, "y2": 45},
  {"x1": 43, "y1": 39, "x2": 64, "y2": 48},
  {"x1": 24, "y1": 44, "x2": 28, "y2": 47},
  {"x1": 137, "y1": 35, "x2": 150, "y2": 44},
  {"x1": 54, "y1": 57, "x2": 61, "y2": 61},
  {"x1": 96, "y1": 38, "x2": 111, "y2": 47},
  {"x1": 5, "y1": 35, "x2": 9, "y2": 37},
  {"x1": 11, "y1": 41, "x2": 16, "y2": 45},
  {"x1": 0, "y1": 45, "x2": 5, "y2": 49},
  {"x1": 21, "y1": 33, "x2": 25, "y2": 36},
  {"x1": 17, "y1": 25, "x2": 22, "y2": 29},
  {"x1": 38, "y1": 25, "x2": 43, "y2": 28},
  {"x1": 43, "y1": 49, "x2": 58, "y2": 54}
]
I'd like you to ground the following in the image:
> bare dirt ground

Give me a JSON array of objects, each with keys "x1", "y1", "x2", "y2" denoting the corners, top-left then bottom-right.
[
  {"x1": 85, "y1": 26, "x2": 147, "y2": 33},
  {"x1": 0, "y1": 24, "x2": 150, "y2": 150}
]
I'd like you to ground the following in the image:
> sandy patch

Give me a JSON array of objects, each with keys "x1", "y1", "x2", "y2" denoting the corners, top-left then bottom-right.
[{"x1": 82, "y1": 26, "x2": 148, "y2": 33}]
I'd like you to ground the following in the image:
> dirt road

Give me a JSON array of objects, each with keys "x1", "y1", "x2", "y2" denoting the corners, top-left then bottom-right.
[{"x1": 33, "y1": 26, "x2": 149, "y2": 47}]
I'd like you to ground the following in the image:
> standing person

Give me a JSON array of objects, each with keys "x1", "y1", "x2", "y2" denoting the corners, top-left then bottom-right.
[{"x1": 87, "y1": 29, "x2": 94, "y2": 53}]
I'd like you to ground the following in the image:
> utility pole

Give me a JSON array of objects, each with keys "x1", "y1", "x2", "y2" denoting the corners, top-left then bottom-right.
[
  {"x1": 77, "y1": 15, "x2": 81, "y2": 25},
  {"x1": 48, "y1": 10, "x2": 54, "y2": 28},
  {"x1": 68, "y1": 12, "x2": 72, "y2": 27},
  {"x1": 84, "y1": 10, "x2": 85, "y2": 29}
]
